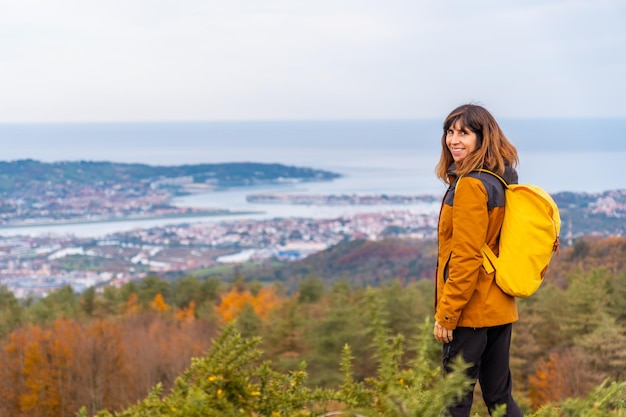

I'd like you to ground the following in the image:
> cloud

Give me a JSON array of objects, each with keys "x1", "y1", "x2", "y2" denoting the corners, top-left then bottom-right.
[{"x1": 0, "y1": 0, "x2": 624, "y2": 122}]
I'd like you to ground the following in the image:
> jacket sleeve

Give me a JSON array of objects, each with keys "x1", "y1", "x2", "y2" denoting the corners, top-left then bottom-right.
[{"x1": 435, "y1": 177, "x2": 488, "y2": 329}]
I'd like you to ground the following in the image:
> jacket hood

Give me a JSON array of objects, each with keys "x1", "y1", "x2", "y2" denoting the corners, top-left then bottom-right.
[
  {"x1": 502, "y1": 164, "x2": 518, "y2": 185},
  {"x1": 447, "y1": 163, "x2": 519, "y2": 185}
]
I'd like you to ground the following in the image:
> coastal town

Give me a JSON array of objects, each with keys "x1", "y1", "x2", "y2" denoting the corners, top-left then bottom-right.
[
  {"x1": 0, "y1": 209, "x2": 438, "y2": 298},
  {"x1": 2, "y1": 187, "x2": 626, "y2": 299},
  {"x1": 0, "y1": 160, "x2": 625, "y2": 299},
  {"x1": 246, "y1": 192, "x2": 439, "y2": 205}
]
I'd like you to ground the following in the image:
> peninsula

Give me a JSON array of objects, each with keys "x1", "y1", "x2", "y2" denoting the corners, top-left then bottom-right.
[{"x1": 0, "y1": 160, "x2": 341, "y2": 227}]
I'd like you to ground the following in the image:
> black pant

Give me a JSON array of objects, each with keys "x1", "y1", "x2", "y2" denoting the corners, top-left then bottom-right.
[{"x1": 442, "y1": 324, "x2": 522, "y2": 417}]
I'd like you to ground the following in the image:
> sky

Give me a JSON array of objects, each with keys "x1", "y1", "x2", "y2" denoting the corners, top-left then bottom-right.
[{"x1": 1, "y1": 0, "x2": 625, "y2": 123}]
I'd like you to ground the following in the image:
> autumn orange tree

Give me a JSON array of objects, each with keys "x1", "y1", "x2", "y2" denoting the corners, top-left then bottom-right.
[
  {"x1": 0, "y1": 296, "x2": 218, "y2": 417},
  {"x1": 0, "y1": 236, "x2": 626, "y2": 416},
  {"x1": 215, "y1": 285, "x2": 282, "y2": 323}
]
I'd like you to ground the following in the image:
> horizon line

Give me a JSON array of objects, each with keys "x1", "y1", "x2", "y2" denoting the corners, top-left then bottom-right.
[{"x1": 1, "y1": 116, "x2": 626, "y2": 125}]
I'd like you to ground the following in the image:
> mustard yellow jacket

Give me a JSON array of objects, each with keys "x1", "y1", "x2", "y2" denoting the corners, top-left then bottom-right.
[{"x1": 434, "y1": 168, "x2": 518, "y2": 330}]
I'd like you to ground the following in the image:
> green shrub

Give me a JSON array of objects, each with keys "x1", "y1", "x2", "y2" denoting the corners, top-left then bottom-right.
[{"x1": 79, "y1": 289, "x2": 626, "y2": 417}]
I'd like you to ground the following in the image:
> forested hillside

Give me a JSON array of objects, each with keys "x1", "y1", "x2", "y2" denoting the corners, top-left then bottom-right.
[
  {"x1": 193, "y1": 234, "x2": 623, "y2": 293},
  {"x1": 1, "y1": 236, "x2": 625, "y2": 416},
  {"x1": 198, "y1": 237, "x2": 439, "y2": 291}
]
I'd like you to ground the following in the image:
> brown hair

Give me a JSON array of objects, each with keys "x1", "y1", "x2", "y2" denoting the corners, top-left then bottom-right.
[{"x1": 435, "y1": 104, "x2": 518, "y2": 184}]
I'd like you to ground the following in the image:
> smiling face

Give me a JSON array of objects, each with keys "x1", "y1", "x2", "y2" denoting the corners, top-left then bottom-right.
[{"x1": 446, "y1": 120, "x2": 478, "y2": 163}]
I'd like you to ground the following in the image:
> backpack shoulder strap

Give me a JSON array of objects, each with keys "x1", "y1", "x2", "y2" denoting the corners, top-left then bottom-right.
[
  {"x1": 454, "y1": 169, "x2": 507, "y2": 189},
  {"x1": 471, "y1": 169, "x2": 509, "y2": 275},
  {"x1": 473, "y1": 168, "x2": 509, "y2": 189}
]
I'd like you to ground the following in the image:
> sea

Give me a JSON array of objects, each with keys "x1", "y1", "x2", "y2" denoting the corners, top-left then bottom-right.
[{"x1": 1, "y1": 119, "x2": 625, "y2": 238}]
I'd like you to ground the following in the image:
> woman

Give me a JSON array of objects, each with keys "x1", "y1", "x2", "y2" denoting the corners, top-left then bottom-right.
[{"x1": 433, "y1": 104, "x2": 523, "y2": 417}]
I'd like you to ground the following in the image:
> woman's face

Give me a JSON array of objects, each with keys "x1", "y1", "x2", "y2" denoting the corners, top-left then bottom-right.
[{"x1": 446, "y1": 120, "x2": 478, "y2": 163}]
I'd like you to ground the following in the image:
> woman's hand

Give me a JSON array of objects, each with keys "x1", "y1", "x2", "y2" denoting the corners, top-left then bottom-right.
[{"x1": 433, "y1": 321, "x2": 454, "y2": 343}]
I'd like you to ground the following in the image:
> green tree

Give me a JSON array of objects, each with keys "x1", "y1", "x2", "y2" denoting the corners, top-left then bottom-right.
[
  {"x1": 262, "y1": 296, "x2": 307, "y2": 372},
  {"x1": 578, "y1": 315, "x2": 626, "y2": 381},
  {"x1": 235, "y1": 303, "x2": 264, "y2": 339},
  {"x1": 119, "y1": 281, "x2": 138, "y2": 308},
  {"x1": 297, "y1": 276, "x2": 326, "y2": 304},
  {"x1": 80, "y1": 286, "x2": 97, "y2": 317},
  {"x1": 510, "y1": 283, "x2": 568, "y2": 397},
  {"x1": 136, "y1": 275, "x2": 171, "y2": 307},
  {"x1": 378, "y1": 279, "x2": 433, "y2": 342},
  {"x1": 200, "y1": 276, "x2": 222, "y2": 298},
  {"x1": 0, "y1": 285, "x2": 22, "y2": 337},
  {"x1": 306, "y1": 285, "x2": 371, "y2": 387},
  {"x1": 24, "y1": 285, "x2": 79, "y2": 325},
  {"x1": 561, "y1": 269, "x2": 610, "y2": 344},
  {"x1": 98, "y1": 284, "x2": 124, "y2": 316},
  {"x1": 170, "y1": 276, "x2": 203, "y2": 308},
  {"x1": 606, "y1": 269, "x2": 626, "y2": 324}
]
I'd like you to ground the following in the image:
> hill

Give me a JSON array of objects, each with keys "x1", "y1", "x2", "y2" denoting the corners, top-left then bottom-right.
[
  {"x1": 192, "y1": 237, "x2": 437, "y2": 291},
  {"x1": 0, "y1": 160, "x2": 340, "y2": 226},
  {"x1": 2, "y1": 235, "x2": 626, "y2": 416},
  {"x1": 545, "y1": 235, "x2": 626, "y2": 288},
  {"x1": 201, "y1": 235, "x2": 626, "y2": 293},
  {"x1": 0, "y1": 159, "x2": 340, "y2": 193}
]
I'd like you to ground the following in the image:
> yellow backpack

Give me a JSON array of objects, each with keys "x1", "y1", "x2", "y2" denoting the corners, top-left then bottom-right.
[{"x1": 477, "y1": 169, "x2": 561, "y2": 298}]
